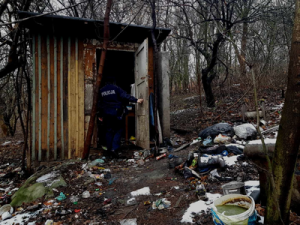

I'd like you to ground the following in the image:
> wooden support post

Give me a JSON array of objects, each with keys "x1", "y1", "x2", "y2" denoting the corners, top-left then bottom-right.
[
  {"x1": 38, "y1": 34, "x2": 42, "y2": 161},
  {"x1": 32, "y1": 35, "x2": 36, "y2": 161}
]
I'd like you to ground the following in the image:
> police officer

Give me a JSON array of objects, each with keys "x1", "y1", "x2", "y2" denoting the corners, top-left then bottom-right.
[{"x1": 98, "y1": 76, "x2": 143, "y2": 158}]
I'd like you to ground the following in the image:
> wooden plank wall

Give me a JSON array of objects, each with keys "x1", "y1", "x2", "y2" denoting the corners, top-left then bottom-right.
[
  {"x1": 83, "y1": 47, "x2": 95, "y2": 141},
  {"x1": 31, "y1": 33, "x2": 84, "y2": 161}
]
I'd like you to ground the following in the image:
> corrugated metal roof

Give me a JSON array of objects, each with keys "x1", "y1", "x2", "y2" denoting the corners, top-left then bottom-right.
[{"x1": 18, "y1": 11, "x2": 171, "y2": 44}]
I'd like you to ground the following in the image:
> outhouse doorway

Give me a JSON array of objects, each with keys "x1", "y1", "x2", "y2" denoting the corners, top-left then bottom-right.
[{"x1": 96, "y1": 39, "x2": 150, "y2": 150}]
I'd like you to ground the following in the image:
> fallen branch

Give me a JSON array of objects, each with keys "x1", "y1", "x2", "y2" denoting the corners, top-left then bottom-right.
[{"x1": 174, "y1": 143, "x2": 190, "y2": 152}]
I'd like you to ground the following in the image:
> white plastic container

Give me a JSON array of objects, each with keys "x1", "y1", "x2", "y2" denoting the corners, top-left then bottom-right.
[{"x1": 211, "y1": 194, "x2": 256, "y2": 225}]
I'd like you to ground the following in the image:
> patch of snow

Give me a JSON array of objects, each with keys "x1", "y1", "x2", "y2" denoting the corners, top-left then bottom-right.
[
  {"x1": 154, "y1": 193, "x2": 162, "y2": 196},
  {"x1": 1, "y1": 141, "x2": 11, "y2": 146},
  {"x1": 130, "y1": 187, "x2": 151, "y2": 196},
  {"x1": 173, "y1": 186, "x2": 180, "y2": 190},
  {"x1": 223, "y1": 155, "x2": 239, "y2": 166},
  {"x1": 235, "y1": 140, "x2": 246, "y2": 145},
  {"x1": 171, "y1": 108, "x2": 199, "y2": 115},
  {"x1": 247, "y1": 139, "x2": 276, "y2": 145},
  {"x1": 210, "y1": 169, "x2": 220, "y2": 177},
  {"x1": 171, "y1": 109, "x2": 187, "y2": 115},
  {"x1": 246, "y1": 186, "x2": 260, "y2": 196},
  {"x1": 258, "y1": 215, "x2": 264, "y2": 224},
  {"x1": 0, "y1": 210, "x2": 41, "y2": 225},
  {"x1": 181, "y1": 193, "x2": 222, "y2": 223},
  {"x1": 271, "y1": 103, "x2": 284, "y2": 110},
  {"x1": 183, "y1": 96, "x2": 199, "y2": 101},
  {"x1": 36, "y1": 171, "x2": 59, "y2": 183},
  {"x1": 81, "y1": 163, "x2": 88, "y2": 169},
  {"x1": 190, "y1": 139, "x2": 201, "y2": 146},
  {"x1": 244, "y1": 180, "x2": 259, "y2": 187},
  {"x1": 242, "y1": 162, "x2": 248, "y2": 166},
  {"x1": 226, "y1": 144, "x2": 245, "y2": 149}
]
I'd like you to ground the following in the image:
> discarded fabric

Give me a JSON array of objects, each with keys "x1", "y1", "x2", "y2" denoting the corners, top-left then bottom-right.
[{"x1": 199, "y1": 123, "x2": 234, "y2": 139}]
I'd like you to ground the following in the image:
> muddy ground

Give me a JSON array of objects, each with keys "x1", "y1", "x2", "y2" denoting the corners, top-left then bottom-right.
[{"x1": 0, "y1": 88, "x2": 296, "y2": 225}]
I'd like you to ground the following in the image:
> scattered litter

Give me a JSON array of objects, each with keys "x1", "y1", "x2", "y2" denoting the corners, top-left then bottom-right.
[
  {"x1": 222, "y1": 181, "x2": 246, "y2": 195},
  {"x1": 82, "y1": 191, "x2": 90, "y2": 198},
  {"x1": 203, "y1": 136, "x2": 212, "y2": 146},
  {"x1": 36, "y1": 171, "x2": 59, "y2": 183},
  {"x1": 120, "y1": 218, "x2": 137, "y2": 225},
  {"x1": 144, "y1": 201, "x2": 151, "y2": 206},
  {"x1": 156, "y1": 153, "x2": 167, "y2": 160},
  {"x1": 223, "y1": 155, "x2": 239, "y2": 166},
  {"x1": 55, "y1": 192, "x2": 66, "y2": 201},
  {"x1": 95, "y1": 182, "x2": 102, "y2": 186},
  {"x1": 214, "y1": 134, "x2": 231, "y2": 144},
  {"x1": 70, "y1": 195, "x2": 79, "y2": 203},
  {"x1": 234, "y1": 123, "x2": 257, "y2": 140},
  {"x1": 126, "y1": 198, "x2": 137, "y2": 206},
  {"x1": 0, "y1": 204, "x2": 13, "y2": 216},
  {"x1": 152, "y1": 198, "x2": 171, "y2": 210},
  {"x1": 131, "y1": 187, "x2": 151, "y2": 196},
  {"x1": 190, "y1": 138, "x2": 201, "y2": 146},
  {"x1": 199, "y1": 123, "x2": 234, "y2": 139},
  {"x1": 181, "y1": 193, "x2": 221, "y2": 223},
  {"x1": 89, "y1": 159, "x2": 105, "y2": 167},
  {"x1": 108, "y1": 178, "x2": 117, "y2": 185},
  {"x1": 45, "y1": 220, "x2": 53, "y2": 225}
]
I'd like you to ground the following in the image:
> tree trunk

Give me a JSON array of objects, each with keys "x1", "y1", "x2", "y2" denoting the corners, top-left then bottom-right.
[
  {"x1": 266, "y1": 1, "x2": 300, "y2": 223},
  {"x1": 82, "y1": 0, "x2": 113, "y2": 160},
  {"x1": 240, "y1": 22, "x2": 248, "y2": 77},
  {"x1": 202, "y1": 70, "x2": 215, "y2": 107},
  {"x1": 195, "y1": 51, "x2": 202, "y2": 112}
]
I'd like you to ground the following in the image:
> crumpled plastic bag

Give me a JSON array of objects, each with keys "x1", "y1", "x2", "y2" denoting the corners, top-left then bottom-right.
[
  {"x1": 199, "y1": 123, "x2": 234, "y2": 139},
  {"x1": 234, "y1": 123, "x2": 257, "y2": 140},
  {"x1": 214, "y1": 134, "x2": 231, "y2": 144}
]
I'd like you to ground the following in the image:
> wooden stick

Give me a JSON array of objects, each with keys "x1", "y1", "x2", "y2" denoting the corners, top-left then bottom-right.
[{"x1": 82, "y1": 0, "x2": 113, "y2": 159}]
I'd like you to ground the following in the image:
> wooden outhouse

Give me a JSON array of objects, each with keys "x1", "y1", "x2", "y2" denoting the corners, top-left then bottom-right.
[{"x1": 18, "y1": 11, "x2": 171, "y2": 161}]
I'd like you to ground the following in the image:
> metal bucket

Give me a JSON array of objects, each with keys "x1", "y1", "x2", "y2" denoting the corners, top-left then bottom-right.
[{"x1": 222, "y1": 181, "x2": 246, "y2": 195}]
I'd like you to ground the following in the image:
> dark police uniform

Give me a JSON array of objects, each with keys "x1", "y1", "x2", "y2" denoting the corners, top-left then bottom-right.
[{"x1": 98, "y1": 84, "x2": 137, "y2": 153}]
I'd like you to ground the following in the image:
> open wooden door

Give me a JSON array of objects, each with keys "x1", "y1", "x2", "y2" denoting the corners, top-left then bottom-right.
[{"x1": 135, "y1": 38, "x2": 150, "y2": 149}]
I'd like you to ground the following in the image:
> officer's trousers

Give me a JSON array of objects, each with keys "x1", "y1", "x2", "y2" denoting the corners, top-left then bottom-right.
[{"x1": 104, "y1": 115, "x2": 123, "y2": 152}]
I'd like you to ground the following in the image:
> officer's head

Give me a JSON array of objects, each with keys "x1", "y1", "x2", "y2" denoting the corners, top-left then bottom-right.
[{"x1": 104, "y1": 76, "x2": 116, "y2": 85}]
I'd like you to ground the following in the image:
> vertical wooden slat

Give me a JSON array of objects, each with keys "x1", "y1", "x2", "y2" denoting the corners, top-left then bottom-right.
[
  {"x1": 63, "y1": 37, "x2": 68, "y2": 160},
  {"x1": 75, "y1": 37, "x2": 79, "y2": 157},
  {"x1": 38, "y1": 34, "x2": 42, "y2": 161},
  {"x1": 60, "y1": 37, "x2": 65, "y2": 159},
  {"x1": 78, "y1": 39, "x2": 85, "y2": 157},
  {"x1": 41, "y1": 34, "x2": 48, "y2": 161},
  {"x1": 35, "y1": 35, "x2": 39, "y2": 161},
  {"x1": 57, "y1": 37, "x2": 61, "y2": 159},
  {"x1": 70, "y1": 38, "x2": 76, "y2": 158},
  {"x1": 49, "y1": 36, "x2": 55, "y2": 160},
  {"x1": 47, "y1": 35, "x2": 51, "y2": 161},
  {"x1": 68, "y1": 37, "x2": 72, "y2": 159},
  {"x1": 32, "y1": 35, "x2": 36, "y2": 161},
  {"x1": 54, "y1": 36, "x2": 58, "y2": 159}
]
